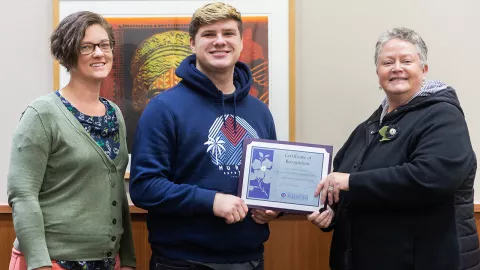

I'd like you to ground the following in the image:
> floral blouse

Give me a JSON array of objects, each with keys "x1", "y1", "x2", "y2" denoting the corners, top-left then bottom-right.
[
  {"x1": 56, "y1": 91, "x2": 120, "y2": 159},
  {"x1": 55, "y1": 259, "x2": 117, "y2": 270},
  {"x1": 55, "y1": 91, "x2": 120, "y2": 269}
]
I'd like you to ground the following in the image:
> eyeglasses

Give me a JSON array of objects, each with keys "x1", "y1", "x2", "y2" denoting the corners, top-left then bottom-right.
[{"x1": 79, "y1": 41, "x2": 114, "y2": 55}]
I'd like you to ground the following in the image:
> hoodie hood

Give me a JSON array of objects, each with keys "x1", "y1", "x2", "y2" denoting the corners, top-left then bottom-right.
[
  {"x1": 378, "y1": 80, "x2": 463, "y2": 124},
  {"x1": 413, "y1": 80, "x2": 462, "y2": 113},
  {"x1": 175, "y1": 54, "x2": 252, "y2": 103}
]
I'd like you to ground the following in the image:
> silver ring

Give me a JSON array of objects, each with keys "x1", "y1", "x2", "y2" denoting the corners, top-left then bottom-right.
[{"x1": 328, "y1": 185, "x2": 334, "y2": 191}]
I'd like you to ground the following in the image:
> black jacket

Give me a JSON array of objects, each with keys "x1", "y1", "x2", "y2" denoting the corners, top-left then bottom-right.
[{"x1": 328, "y1": 87, "x2": 479, "y2": 270}]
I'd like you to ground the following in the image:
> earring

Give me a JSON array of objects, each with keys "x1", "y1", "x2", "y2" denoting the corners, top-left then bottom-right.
[{"x1": 379, "y1": 86, "x2": 383, "y2": 91}]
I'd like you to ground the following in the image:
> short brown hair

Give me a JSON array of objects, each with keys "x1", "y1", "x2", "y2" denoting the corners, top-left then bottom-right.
[
  {"x1": 189, "y1": 2, "x2": 243, "y2": 40},
  {"x1": 50, "y1": 11, "x2": 114, "y2": 70}
]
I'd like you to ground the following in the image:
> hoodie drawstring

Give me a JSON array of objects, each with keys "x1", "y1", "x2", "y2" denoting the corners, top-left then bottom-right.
[
  {"x1": 233, "y1": 93, "x2": 237, "y2": 134},
  {"x1": 221, "y1": 93, "x2": 226, "y2": 127},
  {"x1": 220, "y1": 92, "x2": 238, "y2": 134}
]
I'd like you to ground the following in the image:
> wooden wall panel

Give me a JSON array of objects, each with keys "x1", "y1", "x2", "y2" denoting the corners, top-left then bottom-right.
[
  {"x1": 265, "y1": 216, "x2": 332, "y2": 270},
  {"x1": 131, "y1": 214, "x2": 151, "y2": 270},
  {"x1": 476, "y1": 213, "x2": 480, "y2": 238},
  {"x1": 0, "y1": 214, "x2": 16, "y2": 269},
  {"x1": 0, "y1": 212, "x2": 479, "y2": 270}
]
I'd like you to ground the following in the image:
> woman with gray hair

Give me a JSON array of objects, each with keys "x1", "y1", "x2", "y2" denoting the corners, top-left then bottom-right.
[
  {"x1": 7, "y1": 11, "x2": 136, "y2": 270},
  {"x1": 308, "y1": 27, "x2": 479, "y2": 270}
]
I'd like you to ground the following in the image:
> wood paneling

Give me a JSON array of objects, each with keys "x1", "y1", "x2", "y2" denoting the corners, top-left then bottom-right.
[
  {"x1": 129, "y1": 206, "x2": 147, "y2": 214},
  {"x1": 0, "y1": 205, "x2": 12, "y2": 213},
  {"x1": 0, "y1": 214, "x2": 16, "y2": 269},
  {"x1": 265, "y1": 216, "x2": 332, "y2": 270},
  {"x1": 131, "y1": 214, "x2": 151, "y2": 270},
  {"x1": 1, "y1": 212, "x2": 479, "y2": 270},
  {"x1": 476, "y1": 213, "x2": 480, "y2": 238}
]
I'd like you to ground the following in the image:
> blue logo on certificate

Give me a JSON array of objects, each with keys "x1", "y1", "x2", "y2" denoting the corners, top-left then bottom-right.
[
  {"x1": 247, "y1": 148, "x2": 274, "y2": 199},
  {"x1": 280, "y1": 192, "x2": 309, "y2": 200}
]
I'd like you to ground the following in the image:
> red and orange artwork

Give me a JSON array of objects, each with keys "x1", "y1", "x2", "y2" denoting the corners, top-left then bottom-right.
[{"x1": 99, "y1": 17, "x2": 269, "y2": 151}]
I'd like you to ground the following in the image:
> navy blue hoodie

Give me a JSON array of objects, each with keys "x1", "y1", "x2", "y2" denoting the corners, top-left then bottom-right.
[{"x1": 129, "y1": 54, "x2": 276, "y2": 263}]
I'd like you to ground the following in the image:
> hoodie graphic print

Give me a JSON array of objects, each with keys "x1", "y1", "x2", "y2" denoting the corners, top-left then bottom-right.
[{"x1": 205, "y1": 114, "x2": 259, "y2": 175}]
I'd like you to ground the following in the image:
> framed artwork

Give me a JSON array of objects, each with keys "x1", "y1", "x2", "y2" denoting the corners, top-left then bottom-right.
[{"x1": 53, "y1": 0, "x2": 296, "y2": 172}]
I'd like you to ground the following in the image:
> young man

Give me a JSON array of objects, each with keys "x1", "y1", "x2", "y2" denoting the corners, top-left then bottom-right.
[{"x1": 129, "y1": 2, "x2": 279, "y2": 270}]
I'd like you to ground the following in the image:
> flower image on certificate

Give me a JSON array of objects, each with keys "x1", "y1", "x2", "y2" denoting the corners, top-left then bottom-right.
[
  {"x1": 247, "y1": 148, "x2": 275, "y2": 199},
  {"x1": 239, "y1": 139, "x2": 333, "y2": 213}
]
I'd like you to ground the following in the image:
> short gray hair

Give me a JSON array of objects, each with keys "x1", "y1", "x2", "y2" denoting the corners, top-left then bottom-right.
[{"x1": 374, "y1": 27, "x2": 428, "y2": 67}]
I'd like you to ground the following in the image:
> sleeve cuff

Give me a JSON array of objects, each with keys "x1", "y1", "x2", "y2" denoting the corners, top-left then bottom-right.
[
  {"x1": 193, "y1": 188, "x2": 217, "y2": 215},
  {"x1": 120, "y1": 258, "x2": 137, "y2": 268},
  {"x1": 348, "y1": 172, "x2": 361, "y2": 200}
]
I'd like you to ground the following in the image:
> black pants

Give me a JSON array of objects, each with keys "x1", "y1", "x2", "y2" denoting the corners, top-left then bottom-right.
[{"x1": 150, "y1": 254, "x2": 264, "y2": 270}]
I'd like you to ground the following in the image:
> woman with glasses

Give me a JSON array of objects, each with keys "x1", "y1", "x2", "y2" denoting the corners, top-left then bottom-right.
[{"x1": 7, "y1": 11, "x2": 136, "y2": 270}]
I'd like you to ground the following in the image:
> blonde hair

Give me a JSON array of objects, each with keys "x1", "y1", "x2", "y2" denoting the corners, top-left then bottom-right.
[{"x1": 189, "y1": 2, "x2": 243, "y2": 39}]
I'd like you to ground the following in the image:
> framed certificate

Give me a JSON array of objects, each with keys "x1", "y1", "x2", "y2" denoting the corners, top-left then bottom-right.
[{"x1": 238, "y1": 139, "x2": 333, "y2": 213}]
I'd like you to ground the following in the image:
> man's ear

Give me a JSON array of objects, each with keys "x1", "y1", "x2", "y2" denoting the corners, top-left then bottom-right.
[{"x1": 190, "y1": 37, "x2": 196, "y2": 53}]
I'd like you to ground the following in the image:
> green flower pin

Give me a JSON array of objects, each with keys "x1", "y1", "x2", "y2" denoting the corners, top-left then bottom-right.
[{"x1": 378, "y1": 124, "x2": 399, "y2": 142}]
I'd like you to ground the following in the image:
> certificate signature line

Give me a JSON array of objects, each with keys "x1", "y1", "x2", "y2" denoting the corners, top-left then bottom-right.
[
  {"x1": 279, "y1": 172, "x2": 318, "y2": 177},
  {"x1": 279, "y1": 177, "x2": 316, "y2": 183}
]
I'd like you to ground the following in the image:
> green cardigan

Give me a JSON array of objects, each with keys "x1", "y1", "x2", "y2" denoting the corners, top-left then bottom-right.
[{"x1": 7, "y1": 92, "x2": 136, "y2": 270}]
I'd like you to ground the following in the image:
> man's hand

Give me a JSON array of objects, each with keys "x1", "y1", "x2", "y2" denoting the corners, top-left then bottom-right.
[
  {"x1": 251, "y1": 209, "x2": 280, "y2": 224},
  {"x1": 213, "y1": 193, "x2": 248, "y2": 224}
]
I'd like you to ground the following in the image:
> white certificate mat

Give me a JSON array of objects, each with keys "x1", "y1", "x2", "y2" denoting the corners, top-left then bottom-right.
[{"x1": 238, "y1": 139, "x2": 333, "y2": 213}]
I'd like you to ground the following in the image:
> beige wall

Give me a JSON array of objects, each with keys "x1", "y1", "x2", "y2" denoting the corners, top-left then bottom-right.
[
  {"x1": 0, "y1": 0, "x2": 479, "y2": 203},
  {"x1": 0, "y1": 0, "x2": 53, "y2": 203},
  {"x1": 295, "y1": 0, "x2": 480, "y2": 202}
]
